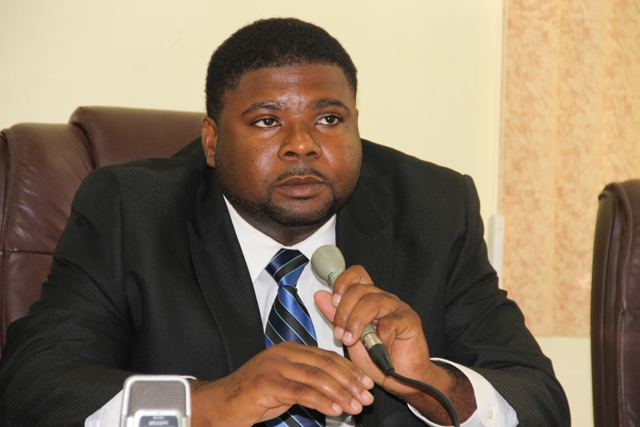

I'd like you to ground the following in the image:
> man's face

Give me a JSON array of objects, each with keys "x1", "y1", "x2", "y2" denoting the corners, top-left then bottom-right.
[{"x1": 201, "y1": 64, "x2": 362, "y2": 243}]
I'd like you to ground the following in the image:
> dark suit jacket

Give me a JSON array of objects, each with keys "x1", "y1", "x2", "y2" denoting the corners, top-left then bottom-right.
[{"x1": 0, "y1": 139, "x2": 570, "y2": 426}]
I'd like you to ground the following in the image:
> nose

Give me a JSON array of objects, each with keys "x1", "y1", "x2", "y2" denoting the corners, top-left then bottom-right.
[{"x1": 279, "y1": 122, "x2": 320, "y2": 159}]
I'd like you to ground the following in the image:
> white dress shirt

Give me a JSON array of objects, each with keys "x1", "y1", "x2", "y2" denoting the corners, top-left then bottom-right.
[{"x1": 86, "y1": 199, "x2": 518, "y2": 427}]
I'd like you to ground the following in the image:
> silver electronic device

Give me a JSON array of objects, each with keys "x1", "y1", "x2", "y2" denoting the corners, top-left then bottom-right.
[{"x1": 120, "y1": 375, "x2": 191, "y2": 427}]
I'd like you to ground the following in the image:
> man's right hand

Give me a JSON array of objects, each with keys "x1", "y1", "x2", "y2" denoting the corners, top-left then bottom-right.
[{"x1": 189, "y1": 341, "x2": 375, "y2": 427}]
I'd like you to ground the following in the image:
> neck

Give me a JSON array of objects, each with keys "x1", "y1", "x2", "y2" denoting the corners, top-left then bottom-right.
[{"x1": 236, "y1": 211, "x2": 328, "y2": 247}]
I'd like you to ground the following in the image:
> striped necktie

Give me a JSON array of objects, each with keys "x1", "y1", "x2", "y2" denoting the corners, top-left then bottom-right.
[{"x1": 263, "y1": 249, "x2": 325, "y2": 427}]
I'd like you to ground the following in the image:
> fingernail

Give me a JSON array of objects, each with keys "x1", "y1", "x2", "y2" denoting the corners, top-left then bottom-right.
[
  {"x1": 362, "y1": 376, "x2": 374, "y2": 388},
  {"x1": 343, "y1": 331, "x2": 353, "y2": 343},
  {"x1": 332, "y1": 293, "x2": 341, "y2": 307},
  {"x1": 332, "y1": 403, "x2": 342, "y2": 414},
  {"x1": 334, "y1": 326, "x2": 344, "y2": 339},
  {"x1": 361, "y1": 390, "x2": 373, "y2": 403},
  {"x1": 350, "y1": 399, "x2": 362, "y2": 412}
]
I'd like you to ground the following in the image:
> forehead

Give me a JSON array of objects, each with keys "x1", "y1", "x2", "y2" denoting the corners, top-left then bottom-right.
[{"x1": 222, "y1": 64, "x2": 356, "y2": 113}]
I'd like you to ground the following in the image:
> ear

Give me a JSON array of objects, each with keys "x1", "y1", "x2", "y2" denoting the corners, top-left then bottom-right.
[{"x1": 201, "y1": 116, "x2": 218, "y2": 168}]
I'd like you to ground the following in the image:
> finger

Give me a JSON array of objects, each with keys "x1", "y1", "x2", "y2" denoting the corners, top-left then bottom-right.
[
  {"x1": 259, "y1": 375, "x2": 357, "y2": 417},
  {"x1": 268, "y1": 343, "x2": 375, "y2": 409},
  {"x1": 332, "y1": 284, "x2": 378, "y2": 343},
  {"x1": 374, "y1": 309, "x2": 428, "y2": 367},
  {"x1": 314, "y1": 290, "x2": 335, "y2": 322},
  {"x1": 374, "y1": 308, "x2": 419, "y2": 344},
  {"x1": 316, "y1": 287, "x2": 384, "y2": 346},
  {"x1": 331, "y1": 265, "x2": 373, "y2": 307},
  {"x1": 277, "y1": 363, "x2": 371, "y2": 415},
  {"x1": 272, "y1": 343, "x2": 374, "y2": 393},
  {"x1": 333, "y1": 284, "x2": 400, "y2": 346}
]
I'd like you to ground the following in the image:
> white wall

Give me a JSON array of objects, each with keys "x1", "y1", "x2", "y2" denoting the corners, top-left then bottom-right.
[
  {"x1": 537, "y1": 337, "x2": 593, "y2": 427},
  {"x1": 0, "y1": 0, "x2": 503, "y2": 225},
  {"x1": 0, "y1": 0, "x2": 592, "y2": 424}
]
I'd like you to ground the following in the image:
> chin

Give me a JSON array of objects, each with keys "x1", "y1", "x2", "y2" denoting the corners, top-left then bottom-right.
[
  {"x1": 267, "y1": 200, "x2": 337, "y2": 228},
  {"x1": 268, "y1": 210, "x2": 333, "y2": 228}
]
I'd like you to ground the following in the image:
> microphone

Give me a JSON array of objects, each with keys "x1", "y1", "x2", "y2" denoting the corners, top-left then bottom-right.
[
  {"x1": 311, "y1": 245, "x2": 394, "y2": 374},
  {"x1": 311, "y1": 246, "x2": 462, "y2": 427},
  {"x1": 120, "y1": 375, "x2": 191, "y2": 427}
]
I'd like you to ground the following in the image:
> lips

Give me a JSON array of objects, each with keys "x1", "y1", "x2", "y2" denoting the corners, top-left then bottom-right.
[{"x1": 275, "y1": 175, "x2": 326, "y2": 198}]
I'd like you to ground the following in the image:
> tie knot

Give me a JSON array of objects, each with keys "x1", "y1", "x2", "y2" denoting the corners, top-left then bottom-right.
[{"x1": 266, "y1": 249, "x2": 309, "y2": 288}]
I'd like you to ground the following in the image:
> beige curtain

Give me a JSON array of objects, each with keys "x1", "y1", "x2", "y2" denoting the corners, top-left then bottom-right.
[{"x1": 502, "y1": 0, "x2": 640, "y2": 336}]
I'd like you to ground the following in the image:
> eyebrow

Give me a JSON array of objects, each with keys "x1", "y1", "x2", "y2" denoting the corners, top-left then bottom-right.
[
  {"x1": 242, "y1": 102, "x2": 285, "y2": 116},
  {"x1": 308, "y1": 98, "x2": 350, "y2": 110},
  {"x1": 241, "y1": 98, "x2": 350, "y2": 116}
]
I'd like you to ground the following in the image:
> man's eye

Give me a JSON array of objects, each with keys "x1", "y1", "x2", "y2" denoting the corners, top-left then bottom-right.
[
  {"x1": 254, "y1": 118, "x2": 279, "y2": 128},
  {"x1": 317, "y1": 115, "x2": 342, "y2": 126}
]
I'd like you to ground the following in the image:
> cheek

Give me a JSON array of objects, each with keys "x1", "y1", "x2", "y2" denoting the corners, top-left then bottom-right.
[
  {"x1": 252, "y1": 151, "x2": 274, "y2": 175},
  {"x1": 232, "y1": 145, "x2": 283, "y2": 197},
  {"x1": 328, "y1": 144, "x2": 362, "y2": 193}
]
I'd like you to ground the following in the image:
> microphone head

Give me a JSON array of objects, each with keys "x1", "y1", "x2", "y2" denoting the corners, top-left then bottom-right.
[{"x1": 311, "y1": 245, "x2": 346, "y2": 287}]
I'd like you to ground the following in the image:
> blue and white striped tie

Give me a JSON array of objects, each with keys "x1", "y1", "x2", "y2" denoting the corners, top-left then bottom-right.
[{"x1": 263, "y1": 249, "x2": 325, "y2": 427}]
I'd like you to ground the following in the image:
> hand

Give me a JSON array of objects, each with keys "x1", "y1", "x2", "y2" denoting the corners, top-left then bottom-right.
[
  {"x1": 190, "y1": 341, "x2": 374, "y2": 427},
  {"x1": 314, "y1": 265, "x2": 476, "y2": 422}
]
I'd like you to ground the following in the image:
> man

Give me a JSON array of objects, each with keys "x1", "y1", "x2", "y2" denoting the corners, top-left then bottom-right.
[{"x1": 0, "y1": 18, "x2": 570, "y2": 426}]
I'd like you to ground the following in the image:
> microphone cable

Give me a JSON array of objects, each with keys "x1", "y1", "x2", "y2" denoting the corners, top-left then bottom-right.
[
  {"x1": 367, "y1": 342, "x2": 460, "y2": 427},
  {"x1": 386, "y1": 368, "x2": 460, "y2": 427}
]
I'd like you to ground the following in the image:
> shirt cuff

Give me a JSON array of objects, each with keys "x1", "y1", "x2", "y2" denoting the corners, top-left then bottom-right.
[
  {"x1": 407, "y1": 358, "x2": 518, "y2": 427},
  {"x1": 85, "y1": 390, "x2": 123, "y2": 427}
]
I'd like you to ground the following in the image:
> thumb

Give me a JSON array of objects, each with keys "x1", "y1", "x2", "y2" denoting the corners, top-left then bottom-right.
[{"x1": 314, "y1": 290, "x2": 336, "y2": 323}]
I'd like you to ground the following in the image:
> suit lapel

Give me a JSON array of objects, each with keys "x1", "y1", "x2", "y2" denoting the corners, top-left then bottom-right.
[
  {"x1": 188, "y1": 167, "x2": 265, "y2": 373},
  {"x1": 337, "y1": 177, "x2": 394, "y2": 295},
  {"x1": 337, "y1": 177, "x2": 395, "y2": 427}
]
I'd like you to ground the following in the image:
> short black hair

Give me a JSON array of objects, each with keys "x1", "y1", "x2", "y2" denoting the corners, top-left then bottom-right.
[{"x1": 205, "y1": 18, "x2": 358, "y2": 122}]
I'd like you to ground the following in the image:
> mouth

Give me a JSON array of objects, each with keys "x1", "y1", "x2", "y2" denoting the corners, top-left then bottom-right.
[{"x1": 274, "y1": 175, "x2": 327, "y2": 199}]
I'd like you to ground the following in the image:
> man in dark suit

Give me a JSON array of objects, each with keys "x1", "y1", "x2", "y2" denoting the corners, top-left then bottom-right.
[{"x1": 0, "y1": 18, "x2": 570, "y2": 426}]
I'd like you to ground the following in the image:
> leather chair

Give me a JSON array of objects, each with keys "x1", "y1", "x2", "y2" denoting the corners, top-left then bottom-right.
[
  {"x1": 0, "y1": 106, "x2": 203, "y2": 357},
  {"x1": 592, "y1": 180, "x2": 640, "y2": 427}
]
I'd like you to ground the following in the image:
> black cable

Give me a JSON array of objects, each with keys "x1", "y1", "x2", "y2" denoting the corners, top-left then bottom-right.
[
  {"x1": 367, "y1": 343, "x2": 460, "y2": 427},
  {"x1": 386, "y1": 368, "x2": 461, "y2": 427}
]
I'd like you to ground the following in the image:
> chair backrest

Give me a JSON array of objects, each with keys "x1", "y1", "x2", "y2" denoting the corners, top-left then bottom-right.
[
  {"x1": 0, "y1": 106, "x2": 203, "y2": 356},
  {"x1": 591, "y1": 180, "x2": 640, "y2": 427}
]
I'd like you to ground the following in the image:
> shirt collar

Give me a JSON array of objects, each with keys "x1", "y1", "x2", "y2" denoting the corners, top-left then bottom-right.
[{"x1": 224, "y1": 197, "x2": 336, "y2": 283}]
